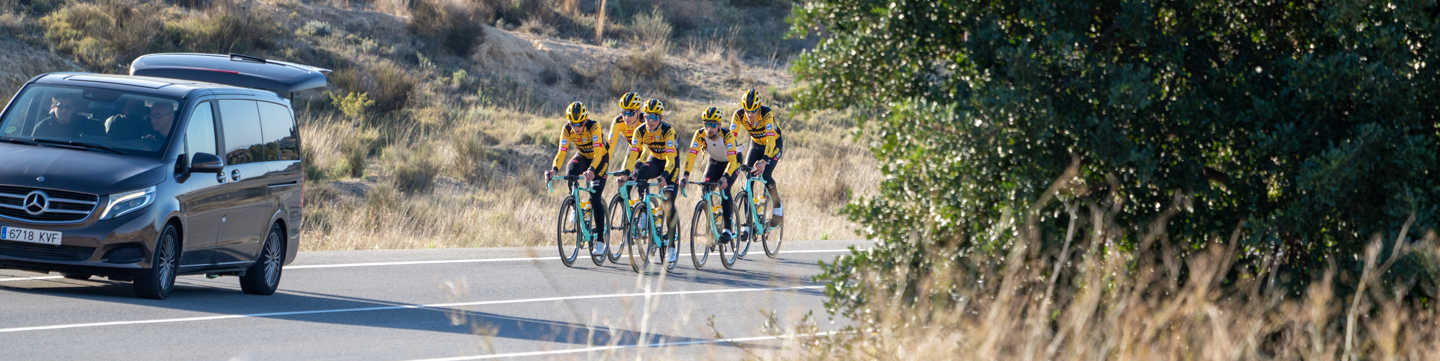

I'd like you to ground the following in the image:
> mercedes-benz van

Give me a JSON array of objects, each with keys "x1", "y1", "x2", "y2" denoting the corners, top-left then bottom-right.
[{"x1": 0, "y1": 53, "x2": 326, "y2": 299}]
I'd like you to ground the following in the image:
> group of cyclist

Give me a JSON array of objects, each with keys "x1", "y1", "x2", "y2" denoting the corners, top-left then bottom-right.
[{"x1": 543, "y1": 89, "x2": 785, "y2": 264}]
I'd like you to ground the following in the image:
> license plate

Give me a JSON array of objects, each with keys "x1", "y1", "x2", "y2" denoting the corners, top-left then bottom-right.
[{"x1": 0, "y1": 226, "x2": 62, "y2": 246}]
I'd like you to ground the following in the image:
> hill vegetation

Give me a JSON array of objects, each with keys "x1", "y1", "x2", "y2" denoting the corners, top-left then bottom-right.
[{"x1": 0, "y1": 0, "x2": 875, "y2": 249}]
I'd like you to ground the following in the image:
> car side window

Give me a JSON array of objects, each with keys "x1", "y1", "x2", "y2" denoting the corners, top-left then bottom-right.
[
  {"x1": 183, "y1": 102, "x2": 217, "y2": 167},
  {"x1": 218, "y1": 100, "x2": 264, "y2": 165},
  {"x1": 256, "y1": 101, "x2": 298, "y2": 161}
]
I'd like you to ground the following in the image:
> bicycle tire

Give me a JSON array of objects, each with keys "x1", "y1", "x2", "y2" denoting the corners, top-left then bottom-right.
[
  {"x1": 556, "y1": 197, "x2": 580, "y2": 267},
  {"x1": 761, "y1": 187, "x2": 783, "y2": 258},
  {"x1": 627, "y1": 202, "x2": 654, "y2": 273},
  {"x1": 606, "y1": 194, "x2": 629, "y2": 263},
  {"x1": 689, "y1": 200, "x2": 710, "y2": 270},
  {"x1": 716, "y1": 197, "x2": 738, "y2": 270},
  {"x1": 589, "y1": 199, "x2": 607, "y2": 266},
  {"x1": 734, "y1": 190, "x2": 754, "y2": 259}
]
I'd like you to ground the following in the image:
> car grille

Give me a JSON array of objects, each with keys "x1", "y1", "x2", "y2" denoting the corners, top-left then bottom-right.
[
  {"x1": 0, "y1": 240, "x2": 95, "y2": 262},
  {"x1": 0, "y1": 185, "x2": 98, "y2": 223}
]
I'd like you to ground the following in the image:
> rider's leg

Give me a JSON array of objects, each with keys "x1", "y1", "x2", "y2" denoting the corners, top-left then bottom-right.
[
  {"x1": 704, "y1": 160, "x2": 735, "y2": 230},
  {"x1": 763, "y1": 138, "x2": 784, "y2": 225}
]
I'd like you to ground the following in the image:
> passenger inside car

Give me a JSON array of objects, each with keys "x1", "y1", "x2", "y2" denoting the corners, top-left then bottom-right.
[
  {"x1": 139, "y1": 101, "x2": 176, "y2": 144},
  {"x1": 105, "y1": 98, "x2": 150, "y2": 140},
  {"x1": 31, "y1": 93, "x2": 104, "y2": 139}
]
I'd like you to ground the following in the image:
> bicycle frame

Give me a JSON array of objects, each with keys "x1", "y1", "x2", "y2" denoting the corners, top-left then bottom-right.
[
  {"x1": 548, "y1": 176, "x2": 600, "y2": 245},
  {"x1": 686, "y1": 182, "x2": 729, "y2": 239},
  {"x1": 737, "y1": 167, "x2": 774, "y2": 238},
  {"x1": 631, "y1": 179, "x2": 685, "y2": 249}
]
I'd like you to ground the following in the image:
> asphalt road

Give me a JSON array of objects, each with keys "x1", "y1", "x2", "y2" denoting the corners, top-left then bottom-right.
[{"x1": 0, "y1": 239, "x2": 870, "y2": 360}]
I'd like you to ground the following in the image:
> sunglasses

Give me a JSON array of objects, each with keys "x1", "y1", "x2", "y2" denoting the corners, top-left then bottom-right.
[
  {"x1": 704, "y1": 122, "x2": 719, "y2": 128},
  {"x1": 623, "y1": 110, "x2": 636, "y2": 117},
  {"x1": 744, "y1": 110, "x2": 758, "y2": 115},
  {"x1": 644, "y1": 114, "x2": 661, "y2": 121}
]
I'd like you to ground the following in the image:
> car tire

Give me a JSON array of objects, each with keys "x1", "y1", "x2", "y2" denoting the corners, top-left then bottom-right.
[
  {"x1": 133, "y1": 225, "x2": 180, "y2": 300},
  {"x1": 240, "y1": 223, "x2": 284, "y2": 295}
]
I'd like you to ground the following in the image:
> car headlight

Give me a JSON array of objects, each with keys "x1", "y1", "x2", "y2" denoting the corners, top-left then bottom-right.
[{"x1": 100, "y1": 186, "x2": 156, "y2": 220}]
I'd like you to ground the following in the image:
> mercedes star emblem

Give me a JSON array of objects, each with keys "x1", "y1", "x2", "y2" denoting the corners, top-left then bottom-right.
[{"x1": 23, "y1": 191, "x2": 48, "y2": 216}]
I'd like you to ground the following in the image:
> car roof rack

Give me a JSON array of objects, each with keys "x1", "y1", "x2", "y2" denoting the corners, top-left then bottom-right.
[{"x1": 129, "y1": 53, "x2": 330, "y2": 94}]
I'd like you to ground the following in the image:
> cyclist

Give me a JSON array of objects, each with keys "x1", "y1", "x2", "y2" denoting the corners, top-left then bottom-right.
[
  {"x1": 607, "y1": 92, "x2": 644, "y2": 197},
  {"x1": 617, "y1": 99, "x2": 681, "y2": 263},
  {"x1": 679, "y1": 107, "x2": 740, "y2": 245},
  {"x1": 730, "y1": 89, "x2": 785, "y2": 230},
  {"x1": 543, "y1": 102, "x2": 610, "y2": 256}
]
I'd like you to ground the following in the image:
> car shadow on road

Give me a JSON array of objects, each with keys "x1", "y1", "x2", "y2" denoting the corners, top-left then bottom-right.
[{"x1": 0, "y1": 278, "x2": 782, "y2": 352}]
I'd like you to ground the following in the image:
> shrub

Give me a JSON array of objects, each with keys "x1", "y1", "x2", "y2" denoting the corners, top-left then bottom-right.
[
  {"x1": 384, "y1": 144, "x2": 441, "y2": 194},
  {"x1": 629, "y1": 7, "x2": 670, "y2": 47},
  {"x1": 620, "y1": 44, "x2": 667, "y2": 80},
  {"x1": 408, "y1": 0, "x2": 488, "y2": 56},
  {"x1": 299, "y1": 20, "x2": 332, "y2": 37},
  {"x1": 538, "y1": 66, "x2": 559, "y2": 86},
  {"x1": 516, "y1": 15, "x2": 556, "y2": 37},
  {"x1": 369, "y1": 61, "x2": 415, "y2": 112},
  {"x1": 328, "y1": 91, "x2": 375, "y2": 119},
  {"x1": 164, "y1": 0, "x2": 278, "y2": 55},
  {"x1": 41, "y1": 0, "x2": 165, "y2": 70}
]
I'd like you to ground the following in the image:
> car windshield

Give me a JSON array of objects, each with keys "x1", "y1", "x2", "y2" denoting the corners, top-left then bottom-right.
[{"x1": 0, "y1": 84, "x2": 182, "y2": 158}]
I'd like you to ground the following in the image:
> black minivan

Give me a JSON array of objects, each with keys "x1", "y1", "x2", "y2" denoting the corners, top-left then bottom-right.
[{"x1": 0, "y1": 53, "x2": 326, "y2": 299}]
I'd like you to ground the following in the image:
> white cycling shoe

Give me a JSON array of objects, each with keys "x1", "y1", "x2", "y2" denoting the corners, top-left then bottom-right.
[
  {"x1": 591, "y1": 241, "x2": 607, "y2": 256},
  {"x1": 666, "y1": 247, "x2": 679, "y2": 263}
]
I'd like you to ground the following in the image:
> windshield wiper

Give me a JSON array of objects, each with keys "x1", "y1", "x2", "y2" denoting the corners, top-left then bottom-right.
[
  {"x1": 0, "y1": 137, "x2": 40, "y2": 146},
  {"x1": 30, "y1": 138, "x2": 127, "y2": 155}
]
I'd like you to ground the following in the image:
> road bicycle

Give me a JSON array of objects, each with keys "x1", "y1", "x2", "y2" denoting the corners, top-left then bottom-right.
[
  {"x1": 735, "y1": 165, "x2": 784, "y2": 258},
  {"x1": 547, "y1": 175, "x2": 606, "y2": 267},
  {"x1": 623, "y1": 178, "x2": 684, "y2": 273},
  {"x1": 684, "y1": 181, "x2": 739, "y2": 270}
]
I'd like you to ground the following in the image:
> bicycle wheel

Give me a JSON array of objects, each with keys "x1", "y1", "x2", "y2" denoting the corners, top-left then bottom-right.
[
  {"x1": 589, "y1": 200, "x2": 607, "y2": 266},
  {"x1": 761, "y1": 188, "x2": 783, "y2": 258},
  {"x1": 556, "y1": 196, "x2": 580, "y2": 267},
  {"x1": 664, "y1": 206, "x2": 679, "y2": 273},
  {"x1": 716, "y1": 199, "x2": 738, "y2": 270},
  {"x1": 689, "y1": 200, "x2": 711, "y2": 270},
  {"x1": 606, "y1": 194, "x2": 629, "y2": 263},
  {"x1": 733, "y1": 190, "x2": 754, "y2": 259},
  {"x1": 626, "y1": 203, "x2": 654, "y2": 273}
]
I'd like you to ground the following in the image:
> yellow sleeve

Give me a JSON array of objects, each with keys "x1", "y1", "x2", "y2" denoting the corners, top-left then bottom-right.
[
  {"x1": 662, "y1": 128, "x2": 678, "y2": 178},
  {"x1": 607, "y1": 118, "x2": 625, "y2": 164},
  {"x1": 623, "y1": 127, "x2": 643, "y2": 172},
  {"x1": 586, "y1": 124, "x2": 605, "y2": 170},
  {"x1": 551, "y1": 128, "x2": 570, "y2": 171},
  {"x1": 682, "y1": 130, "x2": 703, "y2": 176},
  {"x1": 760, "y1": 114, "x2": 780, "y2": 158},
  {"x1": 723, "y1": 133, "x2": 740, "y2": 176}
]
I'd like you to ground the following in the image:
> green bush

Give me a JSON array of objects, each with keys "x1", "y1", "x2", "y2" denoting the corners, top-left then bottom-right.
[
  {"x1": 791, "y1": 0, "x2": 1440, "y2": 330},
  {"x1": 41, "y1": 0, "x2": 164, "y2": 70},
  {"x1": 328, "y1": 91, "x2": 375, "y2": 119},
  {"x1": 163, "y1": 0, "x2": 278, "y2": 55},
  {"x1": 299, "y1": 20, "x2": 332, "y2": 37},
  {"x1": 408, "y1": 0, "x2": 487, "y2": 56}
]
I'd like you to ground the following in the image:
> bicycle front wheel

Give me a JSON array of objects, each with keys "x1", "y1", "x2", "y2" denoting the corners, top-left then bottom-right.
[
  {"x1": 606, "y1": 194, "x2": 629, "y2": 263},
  {"x1": 556, "y1": 197, "x2": 580, "y2": 267},
  {"x1": 733, "y1": 190, "x2": 754, "y2": 259},
  {"x1": 761, "y1": 188, "x2": 783, "y2": 258},
  {"x1": 689, "y1": 200, "x2": 711, "y2": 270},
  {"x1": 626, "y1": 203, "x2": 654, "y2": 273}
]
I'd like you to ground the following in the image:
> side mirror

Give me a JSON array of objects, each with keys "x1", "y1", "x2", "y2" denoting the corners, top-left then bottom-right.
[{"x1": 190, "y1": 153, "x2": 223, "y2": 173}]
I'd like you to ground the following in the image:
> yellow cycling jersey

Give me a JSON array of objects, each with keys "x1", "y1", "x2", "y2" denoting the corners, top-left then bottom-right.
[
  {"x1": 729, "y1": 105, "x2": 783, "y2": 157},
  {"x1": 623, "y1": 122, "x2": 679, "y2": 179},
  {"x1": 607, "y1": 115, "x2": 641, "y2": 158},
  {"x1": 551, "y1": 119, "x2": 608, "y2": 171},
  {"x1": 682, "y1": 128, "x2": 739, "y2": 177}
]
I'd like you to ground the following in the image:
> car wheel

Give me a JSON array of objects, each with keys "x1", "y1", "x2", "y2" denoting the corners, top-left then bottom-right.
[
  {"x1": 133, "y1": 225, "x2": 179, "y2": 299},
  {"x1": 240, "y1": 223, "x2": 285, "y2": 295}
]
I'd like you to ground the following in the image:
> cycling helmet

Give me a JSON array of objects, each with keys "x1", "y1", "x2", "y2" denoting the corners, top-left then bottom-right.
[
  {"x1": 641, "y1": 99, "x2": 664, "y2": 115},
  {"x1": 701, "y1": 107, "x2": 724, "y2": 122},
  {"x1": 739, "y1": 89, "x2": 762, "y2": 112},
  {"x1": 618, "y1": 92, "x2": 642, "y2": 110},
  {"x1": 564, "y1": 101, "x2": 587, "y2": 124}
]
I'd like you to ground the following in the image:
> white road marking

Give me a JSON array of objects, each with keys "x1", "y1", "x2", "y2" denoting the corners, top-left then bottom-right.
[
  {"x1": 0, "y1": 285, "x2": 823, "y2": 334},
  {"x1": 407, "y1": 331, "x2": 842, "y2": 360},
  {"x1": 0, "y1": 276, "x2": 63, "y2": 282},
  {"x1": 287, "y1": 249, "x2": 859, "y2": 270}
]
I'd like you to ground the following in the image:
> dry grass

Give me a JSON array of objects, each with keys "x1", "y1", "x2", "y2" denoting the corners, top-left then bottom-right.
[{"x1": 749, "y1": 159, "x2": 1440, "y2": 360}]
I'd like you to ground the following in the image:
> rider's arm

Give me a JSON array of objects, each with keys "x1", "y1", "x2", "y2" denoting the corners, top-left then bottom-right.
[
  {"x1": 759, "y1": 113, "x2": 781, "y2": 158},
  {"x1": 550, "y1": 129, "x2": 570, "y2": 172},
  {"x1": 662, "y1": 128, "x2": 679, "y2": 181},
  {"x1": 607, "y1": 117, "x2": 626, "y2": 165},
  {"x1": 682, "y1": 130, "x2": 703, "y2": 178},
  {"x1": 723, "y1": 132, "x2": 741, "y2": 176},
  {"x1": 622, "y1": 127, "x2": 644, "y2": 172},
  {"x1": 586, "y1": 123, "x2": 606, "y2": 171}
]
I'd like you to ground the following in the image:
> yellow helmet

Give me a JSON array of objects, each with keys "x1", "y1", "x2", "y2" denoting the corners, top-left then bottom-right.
[
  {"x1": 641, "y1": 99, "x2": 664, "y2": 115},
  {"x1": 739, "y1": 89, "x2": 762, "y2": 111},
  {"x1": 564, "y1": 101, "x2": 587, "y2": 124},
  {"x1": 618, "y1": 92, "x2": 642, "y2": 110},
  {"x1": 701, "y1": 107, "x2": 724, "y2": 122}
]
